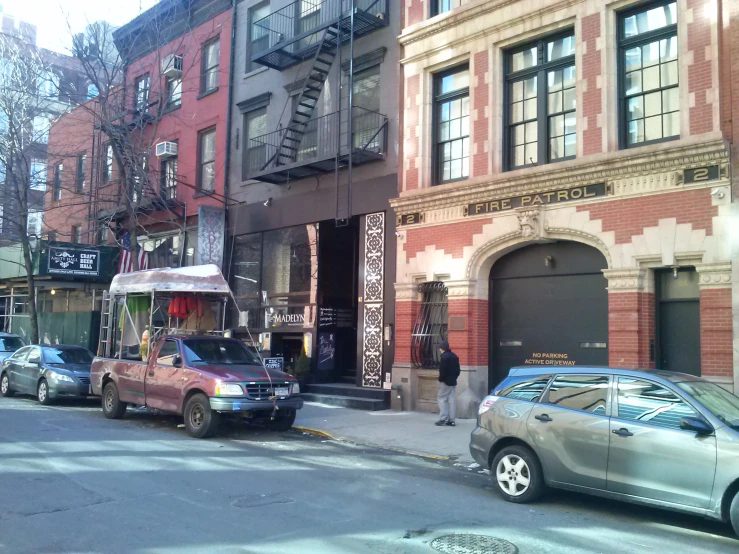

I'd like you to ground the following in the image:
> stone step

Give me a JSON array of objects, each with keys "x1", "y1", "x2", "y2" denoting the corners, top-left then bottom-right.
[
  {"x1": 299, "y1": 393, "x2": 388, "y2": 411},
  {"x1": 304, "y1": 383, "x2": 387, "y2": 400}
]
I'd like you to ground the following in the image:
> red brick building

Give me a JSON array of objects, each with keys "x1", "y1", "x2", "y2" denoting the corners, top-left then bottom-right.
[
  {"x1": 44, "y1": 0, "x2": 232, "y2": 268},
  {"x1": 391, "y1": 0, "x2": 738, "y2": 416}
]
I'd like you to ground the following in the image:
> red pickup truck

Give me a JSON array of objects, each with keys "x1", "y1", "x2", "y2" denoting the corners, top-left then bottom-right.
[{"x1": 90, "y1": 335, "x2": 303, "y2": 438}]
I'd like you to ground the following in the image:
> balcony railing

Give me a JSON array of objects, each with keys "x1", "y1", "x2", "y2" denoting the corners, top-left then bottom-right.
[
  {"x1": 245, "y1": 106, "x2": 387, "y2": 183},
  {"x1": 251, "y1": 0, "x2": 388, "y2": 69}
]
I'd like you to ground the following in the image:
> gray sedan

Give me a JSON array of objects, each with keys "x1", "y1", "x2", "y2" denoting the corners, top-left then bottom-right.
[
  {"x1": 1, "y1": 345, "x2": 94, "y2": 404},
  {"x1": 470, "y1": 366, "x2": 739, "y2": 537}
]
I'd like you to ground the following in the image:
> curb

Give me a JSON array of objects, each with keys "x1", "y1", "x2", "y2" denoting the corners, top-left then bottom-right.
[{"x1": 293, "y1": 425, "x2": 453, "y2": 462}]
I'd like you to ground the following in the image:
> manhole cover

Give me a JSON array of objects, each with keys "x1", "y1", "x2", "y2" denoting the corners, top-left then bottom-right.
[{"x1": 430, "y1": 534, "x2": 518, "y2": 554}]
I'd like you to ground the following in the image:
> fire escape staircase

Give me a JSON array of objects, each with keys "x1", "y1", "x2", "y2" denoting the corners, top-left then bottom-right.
[{"x1": 262, "y1": 28, "x2": 338, "y2": 171}]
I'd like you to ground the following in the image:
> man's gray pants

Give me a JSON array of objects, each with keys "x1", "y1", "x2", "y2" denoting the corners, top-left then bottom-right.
[{"x1": 437, "y1": 383, "x2": 456, "y2": 422}]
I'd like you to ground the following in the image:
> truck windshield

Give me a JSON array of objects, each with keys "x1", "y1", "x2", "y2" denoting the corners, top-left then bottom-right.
[{"x1": 182, "y1": 339, "x2": 260, "y2": 365}]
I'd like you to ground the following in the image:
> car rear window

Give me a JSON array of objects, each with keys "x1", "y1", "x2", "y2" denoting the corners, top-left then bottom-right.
[
  {"x1": 44, "y1": 348, "x2": 94, "y2": 364},
  {"x1": 496, "y1": 376, "x2": 550, "y2": 401},
  {"x1": 0, "y1": 337, "x2": 24, "y2": 352}
]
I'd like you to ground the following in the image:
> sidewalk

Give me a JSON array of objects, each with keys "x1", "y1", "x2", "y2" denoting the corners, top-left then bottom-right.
[{"x1": 294, "y1": 401, "x2": 477, "y2": 463}]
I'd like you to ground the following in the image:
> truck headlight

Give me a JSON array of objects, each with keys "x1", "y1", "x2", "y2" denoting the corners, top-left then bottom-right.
[
  {"x1": 291, "y1": 382, "x2": 300, "y2": 395},
  {"x1": 214, "y1": 383, "x2": 243, "y2": 396},
  {"x1": 48, "y1": 371, "x2": 74, "y2": 383}
]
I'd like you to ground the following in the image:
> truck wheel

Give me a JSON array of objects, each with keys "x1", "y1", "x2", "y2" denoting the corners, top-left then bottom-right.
[
  {"x1": 730, "y1": 490, "x2": 739, "y2": 538},
  {"x1": 37, "y1": 379, "x2": 53, "y2": 405},
  {"x1": 268, "y1": 409, "x2": 296, "y2": 432},
  {"x1": 1, "y1": 372, "x2": 14, "y2": 397},
  {"x1": 102, "y1": 382, "x2": 127, "y2": 419},
  {"x1": 184, "y1": 393, "x2": 220, "y2": 438}
]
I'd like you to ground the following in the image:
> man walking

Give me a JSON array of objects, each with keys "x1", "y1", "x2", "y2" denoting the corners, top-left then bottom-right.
[{"x1": 436, "y1": 340, "x2": 460, "y2": 427}]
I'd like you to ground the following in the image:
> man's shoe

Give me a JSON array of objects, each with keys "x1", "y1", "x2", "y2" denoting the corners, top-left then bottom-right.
[
  {"x1": 446, "y1": 420, "x2": 456, "y2": 427},
  {"x1": 435, "y1": 419, "x2": 447, "y2": 426}
]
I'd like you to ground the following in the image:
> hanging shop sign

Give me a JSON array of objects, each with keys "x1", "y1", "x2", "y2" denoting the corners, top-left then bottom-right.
[
  {"x1": 47, "y1": 247, "x2": 100, "y2": 276},
  {"x1": 465, "y1": 182, "x2": 607, "y2": 216}
]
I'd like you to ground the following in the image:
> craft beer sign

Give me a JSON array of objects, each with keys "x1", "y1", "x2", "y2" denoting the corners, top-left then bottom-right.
[
  {"x1": 465, "y1": 182, "x2": 607, "y2": 216},
  {"x1": 47, "y1": 247, "x2": 100, "y2": 276}
]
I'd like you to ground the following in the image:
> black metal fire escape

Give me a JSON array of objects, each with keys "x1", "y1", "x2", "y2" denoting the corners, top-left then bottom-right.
[{"x1": 246, "y1": 0, "x2": 389, "y2": 185}]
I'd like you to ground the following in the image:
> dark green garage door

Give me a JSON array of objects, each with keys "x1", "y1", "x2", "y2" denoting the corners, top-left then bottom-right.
[{"x1": 490, "y1": 242, "x2": 608, "y2": 388}]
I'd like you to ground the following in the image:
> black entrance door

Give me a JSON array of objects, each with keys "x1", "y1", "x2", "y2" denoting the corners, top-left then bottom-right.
[
  {"x1": 657, "y1": 269, "x2": 700, "y2": 375},
  {"x1": 490, "y1": 242, "x2": 608, "y2": 388}
]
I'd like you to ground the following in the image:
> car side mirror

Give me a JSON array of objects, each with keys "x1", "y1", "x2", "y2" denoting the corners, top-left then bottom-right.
[
  {"x1": 679, "y1": 416, "x2": 713, "y2": 436},
  {"x1": 172, "y1": 353, "x2": 183, "y2": 368}
]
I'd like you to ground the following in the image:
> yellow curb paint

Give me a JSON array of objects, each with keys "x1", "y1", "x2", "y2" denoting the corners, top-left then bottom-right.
[{"x1": 293, "y1": 425, "x2": 452, "y2": 462}]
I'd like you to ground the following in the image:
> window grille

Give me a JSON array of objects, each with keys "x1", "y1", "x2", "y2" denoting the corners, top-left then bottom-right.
[{"x1": 411, "y1": 281, "x2": 448, "y2": 369}]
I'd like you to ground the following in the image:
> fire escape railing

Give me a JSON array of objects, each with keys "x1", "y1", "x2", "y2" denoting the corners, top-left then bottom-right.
[
  {"x1": 251, "y1": 0, "x2": 387, "y2": 67},
  {"x1": 245, "y1": 106, "x2": 387, "y2": 177}
]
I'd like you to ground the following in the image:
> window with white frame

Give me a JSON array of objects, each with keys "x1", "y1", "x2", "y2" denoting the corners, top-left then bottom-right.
[
  {"x1": 30, "y1": 159, "x2": 47, "y2": 190},
  {"x1": 27, "y1": 210, "x2": 43, "y2": 237},
  {"x1": 620, "y1": 1, "x2": 678, "y2": 147},
  {"x1": 201, "y1": 38, "x2": 220, "y2": 93},
  {"x1": 33, "y1": 116, "x2": 50, "y2": 143},
  {"x1": 134, "y1": 74, "x2": 150, "y2": 111},
  {"x1": 248, "y1": 2, "x2": 270, "y2": 72}
]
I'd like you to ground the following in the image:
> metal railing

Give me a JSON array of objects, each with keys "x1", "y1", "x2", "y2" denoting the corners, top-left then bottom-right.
[
  {"x1": 252, "y1": 0, "x2": 387, "y2": 57},
  {"x1": 246, "y1": 106, "x2": 387, "y2": 176}
]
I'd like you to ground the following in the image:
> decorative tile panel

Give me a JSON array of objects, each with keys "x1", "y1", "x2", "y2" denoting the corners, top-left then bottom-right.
[{"x1": 362, "y1": 212, "x2": 385, "y2": 387}]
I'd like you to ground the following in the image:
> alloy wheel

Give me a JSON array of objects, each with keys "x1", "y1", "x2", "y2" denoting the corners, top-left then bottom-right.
[
  {"x1": 496, "y1": 454, "x2": 531, "y2": 497},
  {"x1": 38, "y1": 382, "x2": 47, "y2": 403},
  {"x1": 1, "y1": 375, "x2": 8, "y2": 394}
]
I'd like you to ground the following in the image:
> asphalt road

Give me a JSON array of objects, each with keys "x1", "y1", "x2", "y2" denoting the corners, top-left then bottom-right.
[{"x1": 0, "y1": 395, "x2": 736, "y2": 554}]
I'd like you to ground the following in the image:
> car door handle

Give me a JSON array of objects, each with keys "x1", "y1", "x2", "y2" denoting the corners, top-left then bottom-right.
[
  {"x1": 534, "y1": 414, "x2": 553, "y2": 423},
  {"x1": 612, "y1": 428, "x2": 634, "y2": 438}
]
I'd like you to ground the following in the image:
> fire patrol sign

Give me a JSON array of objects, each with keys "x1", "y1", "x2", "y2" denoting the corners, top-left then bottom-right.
[
  {"x1": 465, "y1": 182, "x2": 607, "y2": 216},
  {"x1": 47, "y1": 247, "x2": 100, "y2": 276}
]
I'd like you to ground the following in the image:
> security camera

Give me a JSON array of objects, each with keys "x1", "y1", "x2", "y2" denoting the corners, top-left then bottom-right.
[
  {"x1": 394, "y1": 231, "x2": 403, "y2": 238},
  {"x1": 711, "y1": 189, "x2": 725, "y2": 199}
]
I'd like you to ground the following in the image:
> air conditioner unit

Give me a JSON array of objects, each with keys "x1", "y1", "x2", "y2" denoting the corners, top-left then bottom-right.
[
  {"x1": 155, "y1": 141, "x2": 178, "y2": 158},
  {"x1": 161, "y1": 54, "x2": 183, "y2": 77}
]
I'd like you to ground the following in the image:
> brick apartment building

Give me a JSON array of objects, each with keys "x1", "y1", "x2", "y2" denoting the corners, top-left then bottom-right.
[
  {"x1": 0, "y1": 10, "x2": 90, "y2": 244},
  {"x1": 390, "y1": 0, "x2": 739, "y2": 417},
  {"x1": 44, "y1": 0, "x2": 232, "y2": 269}
]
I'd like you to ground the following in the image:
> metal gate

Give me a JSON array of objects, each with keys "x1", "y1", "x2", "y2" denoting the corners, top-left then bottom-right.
[{"x1": 411, "y1": 282, "x2": 448, "y2": 369}]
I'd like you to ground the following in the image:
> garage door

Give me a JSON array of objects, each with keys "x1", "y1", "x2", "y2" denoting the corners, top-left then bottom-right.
[{"x1": 490, "y1": 242, "x2": 608, "y2": 388}]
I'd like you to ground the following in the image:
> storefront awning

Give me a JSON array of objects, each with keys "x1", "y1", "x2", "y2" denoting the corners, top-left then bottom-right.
[{"x1": 109, "y1": 264, "x2": 232, "y2": 295}]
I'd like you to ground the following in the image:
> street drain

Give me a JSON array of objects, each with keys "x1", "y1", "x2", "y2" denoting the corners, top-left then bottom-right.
[{"x1": 429, "y1": 534, "x2": 518, "y2": 554}]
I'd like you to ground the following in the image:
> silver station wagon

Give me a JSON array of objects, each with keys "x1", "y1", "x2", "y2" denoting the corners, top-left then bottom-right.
[{"x1": 470, "y1": 366, "x2": 739, "y2": 536}]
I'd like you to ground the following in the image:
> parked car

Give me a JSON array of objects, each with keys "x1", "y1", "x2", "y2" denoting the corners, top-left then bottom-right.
[
  {"x1": 470, "y1": 366, "x2": 739, "y2": 536},
  {"x1": 0, "y1": 332, "x2": 25, "y2": 362},
  {"x1": 90, "y1": 335, "x2": 303, "y2": 438},
  {"x1": 1, "y1": 345, "x2": 94, "y2": 404}
]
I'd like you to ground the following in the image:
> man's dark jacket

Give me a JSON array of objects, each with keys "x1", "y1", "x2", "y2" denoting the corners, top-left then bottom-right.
[{"x1": 438, "y1": 350, "x2": 461, "y2": 386}]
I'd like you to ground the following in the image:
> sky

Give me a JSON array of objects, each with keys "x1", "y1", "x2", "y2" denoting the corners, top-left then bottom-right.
[{"x1": 1, "y1": 0, "x2": 161, "y2": 54}]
